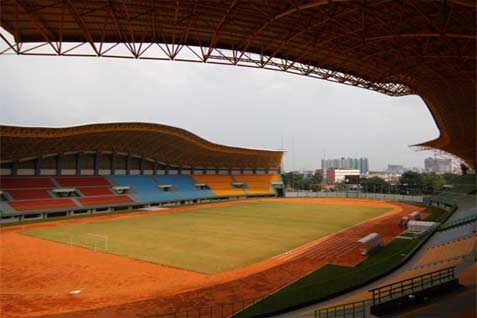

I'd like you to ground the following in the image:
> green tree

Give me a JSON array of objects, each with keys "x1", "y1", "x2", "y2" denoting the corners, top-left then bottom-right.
[
  {"x1": 281, "y1": 172, "x2": 305, "y2": 191},
  {"x1": 334, "y1": 182, "x2": 346, "y2": 192},
  {"x1": 422, "y1": 173, "x2": 446, "y2": 194},
  {"x1": 400, "y1": 171, "x2": 423, "y2": 186},
  {"x1": 360, "y1": 176, "x2": 389, "y2": 193}
]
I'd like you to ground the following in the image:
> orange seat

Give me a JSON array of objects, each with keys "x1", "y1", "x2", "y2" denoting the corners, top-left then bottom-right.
[
  {"x1": 234, "y1": 174, "x2": 280, "y2": 195},
  {"x1": 191, "y1": 175, "x2": 245, "y2": 196}
]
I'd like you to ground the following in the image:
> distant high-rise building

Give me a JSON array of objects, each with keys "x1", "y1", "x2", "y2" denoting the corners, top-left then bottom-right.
[
  {"x1": 321, "y1": 157, "x2": 369, "y2": 174},
  {"x1": 424, "y1": 157, "x2": 452, "y2": 173}
]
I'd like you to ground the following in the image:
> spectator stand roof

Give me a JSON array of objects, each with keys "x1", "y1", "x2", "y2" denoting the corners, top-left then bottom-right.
[{"x1": 0, "y1": 0, "x2": 475, "y2": 166}]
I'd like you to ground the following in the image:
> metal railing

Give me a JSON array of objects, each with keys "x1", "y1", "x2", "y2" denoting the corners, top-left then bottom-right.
[
  {"x1": 369, "y1": 266, "x2": 455, "y2": 305},
  {"x1": 314, "y1": 299, "x2": 371, "y2": 318}
]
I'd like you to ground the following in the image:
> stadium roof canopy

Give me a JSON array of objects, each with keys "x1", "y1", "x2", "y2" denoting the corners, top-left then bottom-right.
[
  {"x1": 0, "y1": 123, "x2": 284, "y2": 169},
  {"x1": 0, "y1": 0, "x2": 476, "y2": 167}
]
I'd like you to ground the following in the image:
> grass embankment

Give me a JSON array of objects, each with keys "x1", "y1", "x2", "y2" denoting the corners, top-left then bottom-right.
[{"x1": 235, "y1": 206, "x2": 447, "y2": 317}]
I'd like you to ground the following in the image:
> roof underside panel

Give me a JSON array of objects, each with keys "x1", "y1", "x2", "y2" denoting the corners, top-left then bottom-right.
[
  {"x1": 0, "y1": 123, "x2": 284, "y2": 169},
  {"x1": 0, "y1": 0, "x2": 475, "y2": 167}
]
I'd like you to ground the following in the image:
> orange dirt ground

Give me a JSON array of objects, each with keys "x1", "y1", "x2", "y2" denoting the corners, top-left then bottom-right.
[{"x1": 0, "y1": 198, "x2": 423, "y2": 318}]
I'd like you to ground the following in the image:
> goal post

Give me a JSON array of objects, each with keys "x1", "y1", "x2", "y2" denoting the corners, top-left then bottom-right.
[{"x1": 70, "y1": 233, "x2": 109, "y2": 252}]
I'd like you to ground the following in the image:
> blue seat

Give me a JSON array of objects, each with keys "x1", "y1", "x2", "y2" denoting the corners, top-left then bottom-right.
[
  {"x1": 108, "y1": 175, "x2": 181, "y2": 202},
  {"x1": 155, "y1": 175, "x2": 215, "y2": 200},
  {"x1": 108, "y1": 175, "x2": 215, "y2": 203}
]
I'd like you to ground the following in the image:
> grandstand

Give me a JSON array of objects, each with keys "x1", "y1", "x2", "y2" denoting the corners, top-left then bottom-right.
[
  {"x1": 303, "y1": 181, "x2": 477, "y2": 318},
  {"x1": 0, "y1": 123, "x2": 283, "y2": 223}
]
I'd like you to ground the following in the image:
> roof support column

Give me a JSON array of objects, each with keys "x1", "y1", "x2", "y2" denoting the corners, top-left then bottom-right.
[
  {"x1": 140, "y1": 157, "x2": 145, "y2": 175},
  {"x1": 34, "y1": 157, "x2": 41, "y2": 176},
  {"x1": 153, "y1": 161, "x2": 158, "y2": 175},
  {"x1": 111, "y1": 153, "x2": 116, "y2": 175},
  {"x1": 125, "y1": 155, "x2": 130, "y2": 175},
  {"x1": 56, "y1": 155, "x2": 62, "y2": 176},
  {"x1": 94, "y1": 152, "x2": 100, "y2": 176},
  {"x1": 11, "y1": 161, "x2": 17, "y2": 176},
  {"x1": 75, "y1": 153, "x2": 81, "y2": 176}
]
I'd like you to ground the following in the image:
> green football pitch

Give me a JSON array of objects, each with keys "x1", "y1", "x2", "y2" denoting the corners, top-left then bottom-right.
[{"x1": 21, "y1": 201, "x2": 391, "y2": 274}]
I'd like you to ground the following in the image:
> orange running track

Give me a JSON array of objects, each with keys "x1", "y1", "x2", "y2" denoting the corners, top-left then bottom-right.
[{"x1": 0, "y1": 198, "x2": 422, "y2": 318}]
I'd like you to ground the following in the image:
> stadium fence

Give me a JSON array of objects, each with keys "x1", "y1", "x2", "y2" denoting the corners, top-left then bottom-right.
[{"x1": 286, "y1": 191, "x2": 423, "y2": 202}]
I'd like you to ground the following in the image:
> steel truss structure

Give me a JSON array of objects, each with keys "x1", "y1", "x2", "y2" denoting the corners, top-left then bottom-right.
[
  {"x1": 0, "y1": 28, "x2": 411, "y2": 97},
  {"x1": 0, "y1": 0, "x2": 476, "y2": 167}
]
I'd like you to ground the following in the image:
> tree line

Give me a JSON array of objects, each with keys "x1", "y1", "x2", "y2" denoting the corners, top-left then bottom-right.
[{"x1": 282, "y1": 171, "x2": 458, "y2": 195}]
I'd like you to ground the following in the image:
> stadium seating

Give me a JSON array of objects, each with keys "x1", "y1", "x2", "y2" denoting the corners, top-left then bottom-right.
[
  {"x1": 0, "y1": 176, "x2": 54, "y2": 189},
  {"x1": 9, "y1": 198, "x2": 77, "y2": 211},
  {"x1": 6, "y1": 189, "x2": 52, "y2": 200},
  {"x1": 191, "y1": 175, "x2": 245, "y2": 196},
  {"x1": 234, "y1": 174, "x2": 279, "y2": 195},
  {"x1": 55, "y1": 176, "x2": 111, "y2": 187},
  {"x1": 155, "y1": 175, "x2": 214, "y2": 200},
  {"x1": 431, "y1": 223, "x2": 476, "y2": 246},
  {"x1": 77, "y1": 195, "x2": 133, "y2": 207},
  {"x1": 108, "y1": 175, "x2": 182, "y2": 202},
  {"x1": 78, "y1": 187, "x2": 113, "y2": 196},
  {"x1": 1, "y1": 174, "x2": 278, "y2": 212},
  {"x1": 413, "y1": 235, "x2": 476, "y2": 267},
  {"x1": 451, "y1": 208, "x2": 477, "y2": 220}
]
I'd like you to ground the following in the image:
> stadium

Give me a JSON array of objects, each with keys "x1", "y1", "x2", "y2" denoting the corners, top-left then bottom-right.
[{"x1": 0, "y1": 1, "x2": 476, "y2": 318}]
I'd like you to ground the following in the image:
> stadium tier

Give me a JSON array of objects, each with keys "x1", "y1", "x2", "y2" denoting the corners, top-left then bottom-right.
[
  {"x1": 109, "y1": 175, "x2": 180, "y2": 202},
  {"x1": 77, "y1": 187, "x2": 113, "y2": 196},
  {"x1": 0, "y1": 176, "x2": 55, "y2": 189},
  {"x1": 8, "y1": 198, "x2": 77, "y2": 211},
  {"x1": 77, "y1": 195, "x2": 134, "y2": 207},
  {"x1": 1, "y1": 174, "x2": 280, "y2": 217},
  {"x1": 414, "y1": 236, "x2": 476, "y2": 267},
  {"x1": 154, "y1": 175, "x2": 214, "y2": 199},
  {"x1": 6, "y1": 189, "x2": 52, "y2": 200},
  {"x1": 54, "y1": 176, "x2": 111, "y2": 187},
  {"x1": 191, "y1": 175, "x2": 246, "y2": 196},
  {"x1": 234, "y1": 174, "x2": 280, "y2": 195},
  {"x1": 433, "y1": 223, "x2": 477, "y2": 246}
]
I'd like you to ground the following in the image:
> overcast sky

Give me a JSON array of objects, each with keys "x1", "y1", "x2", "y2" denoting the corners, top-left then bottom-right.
[{"x1": 1, "y1": 55, "x2": 439, "y2": 171}]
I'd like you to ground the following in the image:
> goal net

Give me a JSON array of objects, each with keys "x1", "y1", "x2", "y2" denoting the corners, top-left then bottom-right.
[{"x1": 70, "y1": 233, "x2": 109, "y2": 252}]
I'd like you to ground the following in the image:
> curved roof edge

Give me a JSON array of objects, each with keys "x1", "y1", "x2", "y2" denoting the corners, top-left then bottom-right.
[{"x1": 0, "y1": 123, "x2": 284, "y2": 169}]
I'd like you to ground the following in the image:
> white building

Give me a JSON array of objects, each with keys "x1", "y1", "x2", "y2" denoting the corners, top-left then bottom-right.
[{"x1": 326, "y1": 169, "x2": 360, "y2": 184}]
